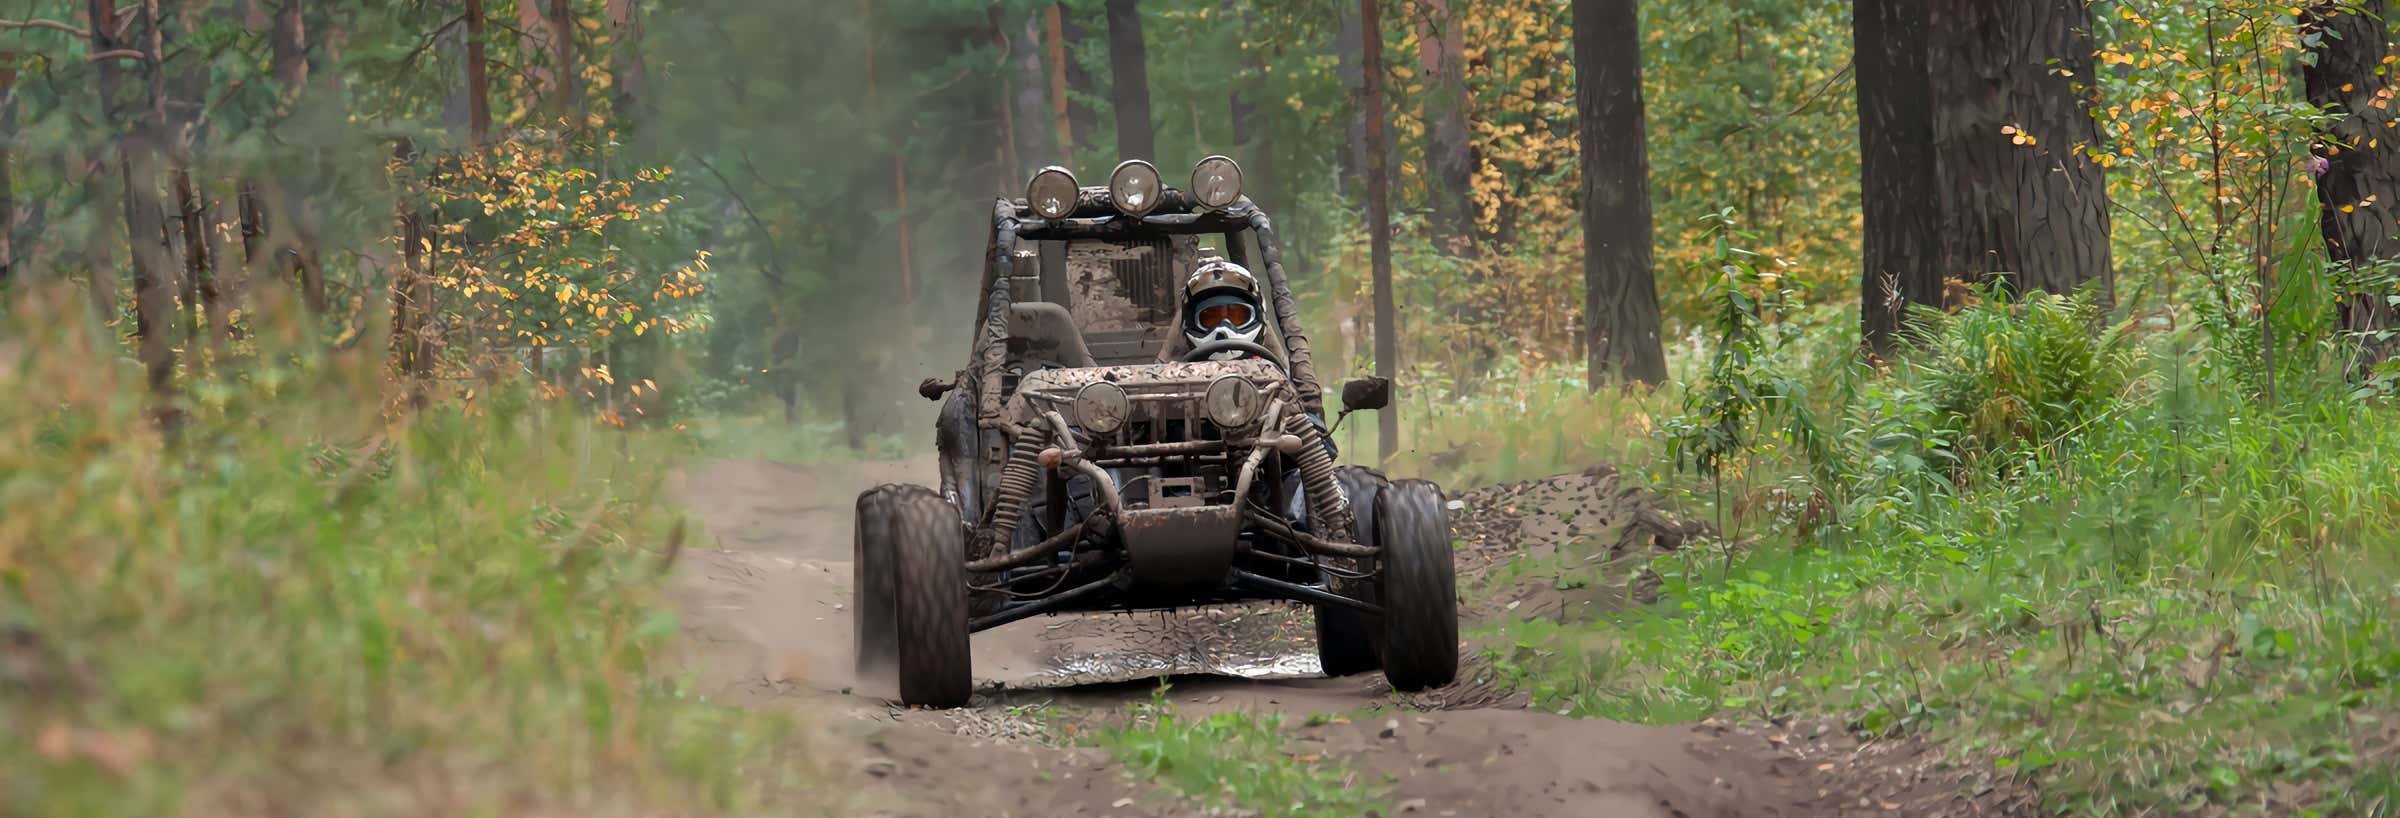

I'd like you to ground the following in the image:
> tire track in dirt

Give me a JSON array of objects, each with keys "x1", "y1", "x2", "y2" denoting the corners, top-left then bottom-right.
[{"x1": 668, "y1": 458, "x2": 2041, "y2": 817}]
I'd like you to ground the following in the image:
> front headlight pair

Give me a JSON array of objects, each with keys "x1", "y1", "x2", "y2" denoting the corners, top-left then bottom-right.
[
  {"x1": 1071, "y1": 376, "x2": 1259, "y2": 435},
  {"x1": 1024, "y1": 156, "x2": 1245, "y2": 220}
]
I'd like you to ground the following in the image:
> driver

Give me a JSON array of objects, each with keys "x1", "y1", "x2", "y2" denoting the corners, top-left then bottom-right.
[{"x1": 1179, "y1": 256, "x2": 1268, "y2": 361}]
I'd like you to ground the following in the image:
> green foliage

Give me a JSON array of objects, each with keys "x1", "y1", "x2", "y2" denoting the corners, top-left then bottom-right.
[
  {"x1": 1895, "y1": 285, "x2": 2144, "y2": 466},
  {"x1": 1095, "y1": 689, "x2": 1380, "y2": 818},
  {"x1": 0, "y1": 292, "x2": 822, "y2": 817},
  {"x1": 1663, "y1": 210, "x2": 1833, "y2": 490},
  {"x1": 1482, "y1": 301, "x2": 2400, "y2": 815}
]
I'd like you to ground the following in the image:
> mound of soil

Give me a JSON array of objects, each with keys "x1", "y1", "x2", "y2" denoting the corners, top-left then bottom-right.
[{"x1": 1451, "y1": 465, "x2": 1714, "y2": 623}]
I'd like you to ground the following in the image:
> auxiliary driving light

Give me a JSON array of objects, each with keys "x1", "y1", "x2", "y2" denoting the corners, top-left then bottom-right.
[
  {"x1": 1026, "y1": 166, "x2": 1079, "y2": 220},
  {"x1": 1204, "y1": 375, "x2": 1261, "y2": 428},
  {"x1": 1073, "y1": 380, "x2": 1130, "y2": 434},
  {"x1": 1108, "y1": 159, "x2": 1163, "y2": 217},
  {"x1": 1190, "y1": 155, "x2": 1244, "y2": 210}
]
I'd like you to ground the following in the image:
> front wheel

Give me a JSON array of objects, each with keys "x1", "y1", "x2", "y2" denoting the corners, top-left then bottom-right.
[
  {"x1": 853, "y1": 483, "x2": 973, "y2": 707},
  {"x1": 1375, "y1": 479, "x2": 1459, "y2": 691},
  {"x1": 1316, "y1": 466, "x2": 1386, "y2": 677}
]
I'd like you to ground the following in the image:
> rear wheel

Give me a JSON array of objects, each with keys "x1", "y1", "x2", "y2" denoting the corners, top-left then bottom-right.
[
  {"x1": 1315, "y1": 466, "x2": 1386, "y2": 677},
  {"x1": 853, "y1": 484, "x2": 973, "y2": 707},
  {"x1": 1375, "y1": 479, "x2": 1459, "y2": 691}
]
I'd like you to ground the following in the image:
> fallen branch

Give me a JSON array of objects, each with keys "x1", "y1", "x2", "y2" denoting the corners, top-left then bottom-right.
[{"x1": 0, "y1": 18, "x2": 88, "y2": 37}]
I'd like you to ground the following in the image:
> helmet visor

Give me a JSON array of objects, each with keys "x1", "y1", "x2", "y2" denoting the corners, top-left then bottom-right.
[{"x1": 1194, "y1": 301, "x2": 1256, "y2": 331}]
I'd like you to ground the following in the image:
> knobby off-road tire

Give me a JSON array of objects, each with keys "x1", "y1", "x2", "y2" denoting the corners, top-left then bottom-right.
[
  {"x1": 852, "y1": 484, "x2": 973, "y2": 708},
  {"x1": 1375, "y1": 479, "x2": 1459, "y2": 691},
  {"x1": 1316, "y1": 466, "x2": 1387, "y2": 677}
]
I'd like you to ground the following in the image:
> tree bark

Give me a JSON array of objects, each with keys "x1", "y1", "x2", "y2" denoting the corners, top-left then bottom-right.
[
  {"x1": 466, "y1": 0, "x2": 493, "y2": 144},
  {"x1": 95, "y1": 0, "x2": 179, "y2": 430},
  {"x1": 1853, "y1": 0, "x2": 1944, "y2": 354},
  {"x1": 1572, "y1": 0, "x2": 1668, "y2": 388},
  {"x1": 173, "y1": 169, "x2": 211, "y2": 347},
  {"x1": 1415, "y1": 0, "x2": 1477, "y2": 257},
  {"x1": 1104, "y1": 0, "x2": 1154, "y2": 161},
  {"x1": 604, "y1": 0, "x2": 649, "y2": 123},
  {"x1": 1337, "y1": 4, "x2": 1368, "y2": 198},
  {"x1": 271, "y1": 0, "x2": 323, "y2": 312},
  {"x1": 1016, "y1": 11, "x2": 1060, "y2": 170},
  {"x1": 2305, "y1": 1, "x2": 2400, "y2": 374},
  {"x1": 547, "y1": 0, "x2": 580, "y2": 119},
  {"x1": 1362, "y1": 0, "x2": 1398, "y2": 462},
  {"x1": 0, "y1": 51, "x2": 16, "y2": 286},
  {"x1": 1045, "y1": 4, "x2": 1076, "y2": 156},
  {"x1": 1926, "y1": 0, "x2": 2112, "y2": 303},
  {"x1": 861, "y1": 0, "x2": 913, "y2": 305},
  {"x1": 1058, "y1": 3, "x2": 1098, "y2": 157}
]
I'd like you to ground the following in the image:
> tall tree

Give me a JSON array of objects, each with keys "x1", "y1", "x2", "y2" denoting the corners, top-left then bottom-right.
[
  {"x1": 1057, "y1": 3, "x2": 1098, "y2": 159},
  {"x1": 1013, "y1": 12, "x2": 1058, "y2": 170},
  {"x1": 1044, "y1": 4, "x2": 1077, "y2": 157},
  {"x1": 1415, "y1": 0, "x2": 1476, "y2": 257},
  {"x1": 270, "y1": 0, "x2": 323, "y2": 312},
  {"x1": 604, "y1": 0, "x2": 650, "y2": 122},
  {"x1": 546, "y1": 0, "x2": 581, "y2": 118},
  {"x1": 2303, "y1": 1, "x2": 2400, "y2": 373},
  {"x1": 1572, "y1": 0, "x2": 1668, "y2": 387},
  {"x1": 0, "y1": 51, "x2": 16, "y2": 285},
  {"x1": 466, "y1": 0, "x2": 494, "y2": 144},
  {"x1": 1362, "y1": 0, "x2": 1397, "y2": 461},
  {"x1": 93, "y1": 0, "x2": 179, "y2": 428},
  {"x1": 1852, "y1": 0, "x2": 1943, "y2": 354},
  {"x1": 1927, "y1": 0, "x2": 2112, "y2": 302},
  {"x1": 1104, "y1": 0, "x2": 1154, "y2": 160}
]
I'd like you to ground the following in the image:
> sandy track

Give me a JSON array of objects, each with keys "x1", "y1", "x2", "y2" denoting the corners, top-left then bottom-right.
[{"x1": 669, "y1": 458, "x2": 2039, "y2": 817}]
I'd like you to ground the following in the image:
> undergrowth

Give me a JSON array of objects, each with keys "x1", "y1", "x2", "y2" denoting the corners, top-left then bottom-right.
[
  {"x1": 1467, "y1": 280, "x2": 2400, "y2": 815},
  {"x1": 0, "y1": 291, "x2": 830, "y2": 817},
  {"x1": 1093, "y1": 689, "x2": 1381, "y2": 818}
]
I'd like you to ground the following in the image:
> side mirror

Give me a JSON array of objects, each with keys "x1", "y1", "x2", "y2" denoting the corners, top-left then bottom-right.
[
  {"x1": 918, "y1": 377, "x2": 956, "y2": 402},
  {"x1": 1340, "y1": 376, "x2": 1392, "y2": 411}
]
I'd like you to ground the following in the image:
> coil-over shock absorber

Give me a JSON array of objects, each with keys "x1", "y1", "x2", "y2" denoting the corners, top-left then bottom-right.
[
  {"x1": 1284, "y1": 414, "x2": 1353, "y2": 541},
  {"x1": 981, "y1": 431, "x2": 1047, "y2": 556}
]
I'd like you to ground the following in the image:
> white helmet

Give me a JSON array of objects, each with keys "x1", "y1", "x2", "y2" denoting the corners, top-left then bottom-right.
[{"x1": 1182, "y1": 256, "x2": 1265, "y2": 360}]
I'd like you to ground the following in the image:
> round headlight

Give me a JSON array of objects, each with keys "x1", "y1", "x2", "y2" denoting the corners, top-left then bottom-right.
[
  {"x1": 1190, "y1": 155, "x2": 1244, "y2": 209},
  {"x1": 1108, "y1": 159, "x2": 1163, "y2": 217},
  {"x1": 1026, "y1": 166, "x2": 1079, "y2": 220},
  {"x1": 1073, "y1": 381, "x2": 1129, "y2": 434},
  {"x1": 1204, "y1": 375, "x2": 1261, "y2": 429}
]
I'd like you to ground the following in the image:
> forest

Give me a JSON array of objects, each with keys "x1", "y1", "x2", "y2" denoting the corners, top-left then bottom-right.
[{"x1": 3, "y1": 0, "x2": 2398, "y2": 816}]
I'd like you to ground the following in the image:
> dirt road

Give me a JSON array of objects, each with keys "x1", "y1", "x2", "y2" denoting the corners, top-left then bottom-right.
[{"x1": 669, "y1": 458, "x2": 2037, "y2": 817}]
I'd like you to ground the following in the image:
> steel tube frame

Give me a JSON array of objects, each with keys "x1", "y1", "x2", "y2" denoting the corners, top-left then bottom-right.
[
  {"x1": 969, "y1": 571, "x2": 1127, "y2": 632},
  {"x1": 1227, "y1": 568, "x2": 1382, "y2": 615}
]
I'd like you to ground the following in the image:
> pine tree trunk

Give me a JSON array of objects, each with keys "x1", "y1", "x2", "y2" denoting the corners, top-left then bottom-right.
[
  {"x1": 604, "y1": 0, "x2": 649, "y2": 122},
  {"x1": 0, "y1": 51, "x2": 16, "y2": 286},
  {"x1": 547, "y1": 0, "x2": 580, "y2": 120},
  {"x1": 96, "y1": 0, "x2": 180, "y2": 430},
  {"x1": 271, "y1": 0, "x2": 323, "y2": 312},
  {"x1": 1416, "y1": 0, "x2": 1477, "y2": 258},
  {"x1": 173, "y1": 169, "x2": 209, "y2": 346},
  {"x1": 1104, "y1": 0, "x2": 1154, "y2": 161},
  {"x1": 466, "y1": 0, "x2": 493, "y2": 144},
  {"x1": 1057, "y1": 3, "x2": 1098, "y2": 157},
  {"x1": 1572, "y1": 0, "x2": 1668, "y2": 387},
  {"x1": 1337, "y1": 5, "x2": 1368, "y2": 198},
  {"x1": 1927, "y1": 0, "x2": 2112, "y2": 303},
  {"x1": 1362, "y1": 0, "x2": 1398, "y2": 462},
  {"x1": 1853, "y1": 0, "x2": 1944, "y2": 354},
  {"x1": 2304, "y1": 1, "x2": 2400, "y2": 375},
  {"x1": 1016, "y1": 11, "x2": 1059, "y2": 169}
]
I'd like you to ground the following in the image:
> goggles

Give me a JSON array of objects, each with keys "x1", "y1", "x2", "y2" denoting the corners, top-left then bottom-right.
[{"x1": 1194, "y1": 301, "x2": 1257, "y2": 330}]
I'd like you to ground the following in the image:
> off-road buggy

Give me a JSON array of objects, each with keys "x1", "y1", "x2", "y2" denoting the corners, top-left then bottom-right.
[{"x1": 856, "y1": 157, "x2": 1458, "y2": 708}]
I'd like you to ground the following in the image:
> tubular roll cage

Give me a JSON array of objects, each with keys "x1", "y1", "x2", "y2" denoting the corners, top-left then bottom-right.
[{"x1": 968, "y1": 190, "x2": 1328, "y2": 429}]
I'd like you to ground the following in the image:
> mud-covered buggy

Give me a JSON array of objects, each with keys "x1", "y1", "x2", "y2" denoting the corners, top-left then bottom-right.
[{"x1": 857, "y1": 158, "x2": 1458, "y2": 708}]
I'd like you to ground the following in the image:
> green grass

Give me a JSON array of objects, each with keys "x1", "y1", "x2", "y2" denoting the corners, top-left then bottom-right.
[
  {"x1": 1457, "y1": 295, "x2": 2400, "y2": 815},
  {"x1": 1092, "y1": 689, "x2": 1383, "y2": 818},
  {"x1": 0, "y1": 294, "x2": 829, "y2": 817}
]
